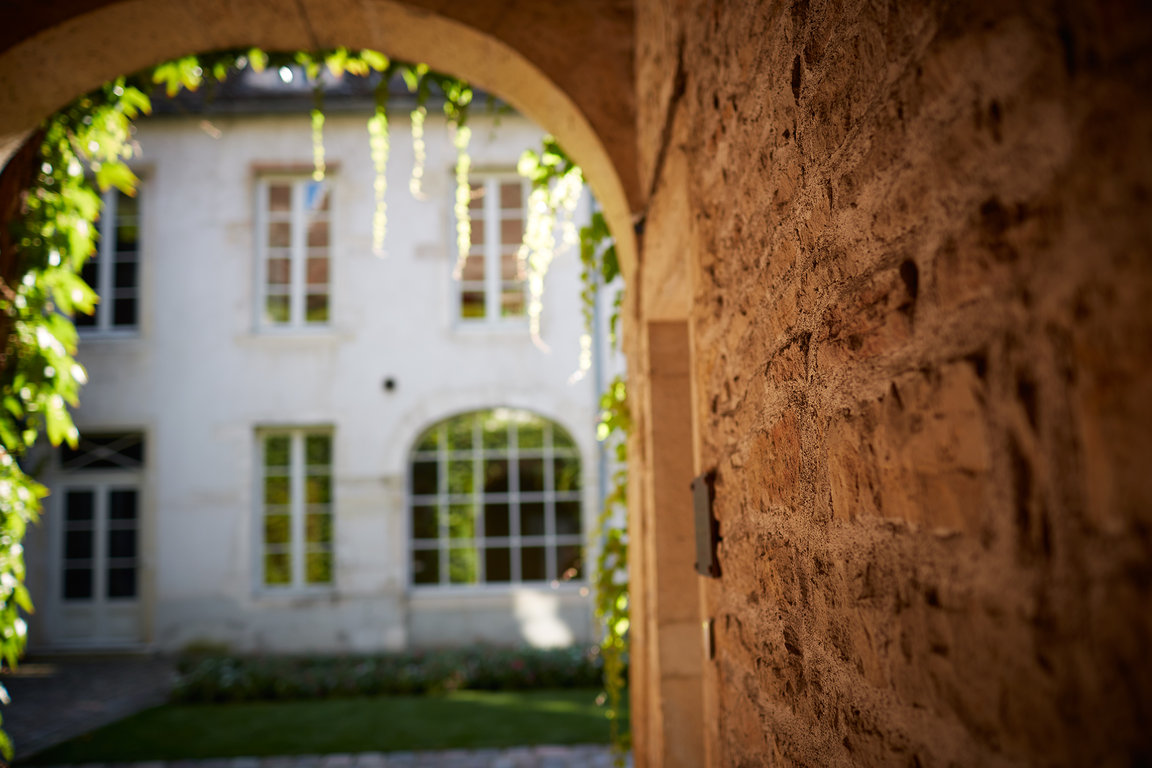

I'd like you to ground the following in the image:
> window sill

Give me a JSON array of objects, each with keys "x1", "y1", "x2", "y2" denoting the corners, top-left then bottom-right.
[
  {"x1": 238, "y1": 327, "x2": 352, "y2": 344},
  {"x1": 78, "y1": 329, "x2": 142, "y2": 341}
]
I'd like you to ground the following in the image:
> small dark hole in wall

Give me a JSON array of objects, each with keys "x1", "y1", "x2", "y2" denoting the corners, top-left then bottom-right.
[
  {"x1": 383, "y1": 378, "x2": 396, "y2": 392},
  {"x1": 899, "y1": 259, "x2": 919, "y2": 302}
]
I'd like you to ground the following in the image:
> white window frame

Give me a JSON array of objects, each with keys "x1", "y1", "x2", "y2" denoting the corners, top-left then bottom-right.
[
  {"x1": 256, "y1": 428, "x2": 335, "y2": 591},
  {"x1": 408, "y1": 409, "x2": 584, "y2": 589},
  {"x1": 254, "y1": 176, "x2": 333, "y2": 331},
  {"x1": 77, "y1": 187, "x2": 141, "y2": 336},
  {"x1": 454, "y1": 173, "x2": 529, "y2": 327}
]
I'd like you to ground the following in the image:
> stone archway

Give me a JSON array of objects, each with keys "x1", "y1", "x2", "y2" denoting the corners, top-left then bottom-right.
[
  {"x1": 0, "y1": 4, "x2": 709, "y2": 767},
  {"x1": 0, "y1": 0, "x2": 640, "y2": 285}
]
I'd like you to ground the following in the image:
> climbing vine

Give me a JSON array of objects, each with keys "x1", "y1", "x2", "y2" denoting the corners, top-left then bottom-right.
[
  {"x1": 517, "y1": 136, "x2": 629, "y2": 760},
  {"x1": 0, "y1": 45, "x2": 629, "y2": 758}
]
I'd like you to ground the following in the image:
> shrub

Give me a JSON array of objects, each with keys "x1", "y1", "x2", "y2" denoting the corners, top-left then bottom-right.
[{"x1": 171, "y1": 645, "x2": 617, "y2": 703}]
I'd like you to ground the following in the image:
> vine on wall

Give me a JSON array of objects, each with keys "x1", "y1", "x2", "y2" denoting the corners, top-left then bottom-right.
[{"x1": 0, "y1": 46, "x2": 629, "y2": 758}]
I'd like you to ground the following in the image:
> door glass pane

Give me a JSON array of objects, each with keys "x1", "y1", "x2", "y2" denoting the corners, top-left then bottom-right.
[
  {"x1": 107, "y1": 567, "x2": 137, "y2": 598},
  {"x1": 107, "y1": 529, "x2": 136, "y2": 559},
  {"x1": 518, "y1": 458, "x2": 545, "y2": 492},
  {"x1": 484, "y1": 459, "x2": 509, "y2": 493},
  {"x1": 65, "y1": 490, "x2": 94, "y2": 521},
  {"x1": 63, "y1": 568, "x2": 93, "y2": 600},
  {"x1": 108, "y1": 489, "x2": 137, "y2": 520},
  {"x1": 64, "y1": 530, "x2": 93, "y2": 560},
  {"x1": 553, "y1": 457, "x2": 580, "y2": 492}
]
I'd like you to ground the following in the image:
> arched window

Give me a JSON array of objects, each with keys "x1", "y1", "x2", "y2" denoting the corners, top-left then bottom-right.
[{"x1": 409, "y1": 408, "x2": 583, "y2": 586}]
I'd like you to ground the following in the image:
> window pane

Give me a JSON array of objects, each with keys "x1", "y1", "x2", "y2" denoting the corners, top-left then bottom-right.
[
  {"x1": 116, "y1": 191, "x2": 139, "y2": 217},
  {"x1": 521, "y1": 547, "x2": 546, "y2": 581},
  {"x1": 264, "y1": 553, "x2": 291, "y2": 585},
  {"x1": 411, "y1": 461, "x2": 438, "y2": 495},
  {"x1": 64, "y1": 568, "x2": 93, "y2": 600},
  {"x1": 108, "y1": 529, "x2": 136, "y2": 559},
  {"x1": 552, "y1": 427, "x2": 577, "y2": 452},
  {"x1": 265, "y1": 436, "x2": 290, "y2": 467},
  {"x1": 500, "y1": 289, "x2": 525, "y2": 317},
  {"x1": 412, "y1": 549, "x2": 439, "y2": 584},
  {"x1": 481, "y1": 414, "x2": 509, "y2": 450},
  {"x1": 116, "y1": 222, "x2": 138, "y2": 251},
  {"x1": 306, "y1": 512, "x2": 332, "y2": 544},
  {"x1": 307, "y1": 219, "x2": 329, "y2": 247},
  {"x1": 306, "y1": 552, "x2": 332, "y2": 584},
  {"x1": 65, "y1": 530, "x2": 93, "y2": 560},
  {"x1": 412, "y1": 505, "x2": 438, "y2": 539},
  {"x1": 449, "y1": 547, "x2": 477, "y2": 584},
  {"x1": 107, "y1": 567, "x2": 137, "y2": 598},
  {"x1": 109, "y1": 489, "x2": 137, "y2": 520},
  {"x1": 265, "y1": 295, "x2": 290, "y2": 324},
  {"x1": 500, "y1": 219, "x2": 523, "y2": 245},
  {"x1": 267, "y1": 257, "x2": 291, "y2": 285},
  {"x1": 447, "y1": 460, "x2": 473, "y2": 494},
  {"x1": 517, "y1": 418, "x2": 545, "y2": 450},
  {"x1": 65, "y1": 491, "x2": 94, "y2": 521},
  {"x1": 521, "y1": 502, "x2": 545, "y2": 536},
  {"x1": 461, "y1": 254, "x2": 485, "y2": 281},
  {"x1": 415, "y1": 427, "x2": 440, "y2": 452},
  {"x1": 264, "y1": 514, "x2": 291, "y2": 545},
  {"x1": 268, "y1": 183, "x2": 291, "y2": 212},
  {"x1": 468, "y1": 182, "x2": 485, "y2": 211},
  {"x1": 268, "y1": 221, "x2": 291, "y2": 247},
  {"x1": 556, "y1": 501, "x2": 581, "y2": 536},
  {"x1": 305, "y1": 475, "x2": 330, "y2": 504},
  {"x1": 460, "y1": 290, "x2": 486, "y2": 318},
  {"x1": 485, "y1": 547, "x2": 511, "y2": 583},
  {"x1": 484, "y1": 459, "x2": 509, "y2": 493},
  {"x1": 553, "y1": 457, "x2": 580, "y2": 492},
  {"x1": 469, "y1": 218, "x2": 486, "y2": 246},
  {"x1": 305, "y1": 294, "x2": 329, "y2": 323},
  {"x1": 306, "y1": 257, "x2": 329, "y2": 286},
  {"x1": 499, "y1": 182, "x2": 522, "y2": 210},
  {"x1": 500, "y1": 252, "x2": 523, "y2": 281},
  {"x1": 303, "y1": 182, "x2": 329, "y2": 212},
  {"x1": 114, "y1": 261, "x2": 137, "y2": 289},
  {"x1": 484, "y1": 503, "x2": 510, "y2": 537},
  {"x1": 448, "y1": 504, "x2": 475, "y2": 540},
  {"x1": 518, "y1": 458, "x2": 545, "y2": 492},
  {"x1": 264, "y1": 476, "x2": 290, "y2": 504},
  {"x1": 444, "y1": 416, "x2": 472, "y2": 453},
  {"x1": 557, "y1": 545, "x2": 583, "y2": 581},
  {"x1": 112, "y1": 297, "x2": 138, "y2": 326},
  {"x1": 306, "y1": 434, "x2": 331, "y2": 466}
]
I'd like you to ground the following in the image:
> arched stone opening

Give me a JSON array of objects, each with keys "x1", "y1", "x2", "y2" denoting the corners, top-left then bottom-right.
[{"x1": 0, "y1": 0, "x2": 640, "y2": 284}]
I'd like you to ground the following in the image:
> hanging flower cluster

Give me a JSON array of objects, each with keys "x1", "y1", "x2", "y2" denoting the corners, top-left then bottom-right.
[{"x1": 516, "y1": 138, "x2": 585, "y2": 349}]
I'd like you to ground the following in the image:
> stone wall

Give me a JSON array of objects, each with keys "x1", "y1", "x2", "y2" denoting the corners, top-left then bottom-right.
[{"x1": 635, "y1": 0, "x2": 1152, "y2": 765}]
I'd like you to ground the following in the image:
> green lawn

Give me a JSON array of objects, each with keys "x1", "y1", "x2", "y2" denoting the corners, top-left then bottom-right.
[{"x1": 24, "y1": 689, "x2": 621, "y2": 764}]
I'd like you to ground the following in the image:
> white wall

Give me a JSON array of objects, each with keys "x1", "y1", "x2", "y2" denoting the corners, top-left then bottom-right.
[{"x1": 25, "y1": 106, "x2": 612, "y2": 653}]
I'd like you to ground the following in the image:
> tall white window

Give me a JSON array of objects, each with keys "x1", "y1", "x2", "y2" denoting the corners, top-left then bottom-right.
[
  {"x1": 259, "y1": 429, "x2": 333, "y2": 588},
  {"x1": 57, "y1": 433, "x2": 144, "y2": 602},
  {"x1": 256, "y1": 178, "x2": 331, "y2": 329},
  {"x1": 409, "y1": 409, "x2": 583, "y2": 587},
  {"x1": 456, "y1": 175, "x2": 527, "y2": 323},
  {"x1": 77, "y1": 188, "x2": 140, "y2": 333}
]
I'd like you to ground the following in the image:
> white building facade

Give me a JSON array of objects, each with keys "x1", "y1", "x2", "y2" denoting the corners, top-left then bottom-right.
[{"x1": 23, "y1": 86, "x2": 609, "y2": 654}]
